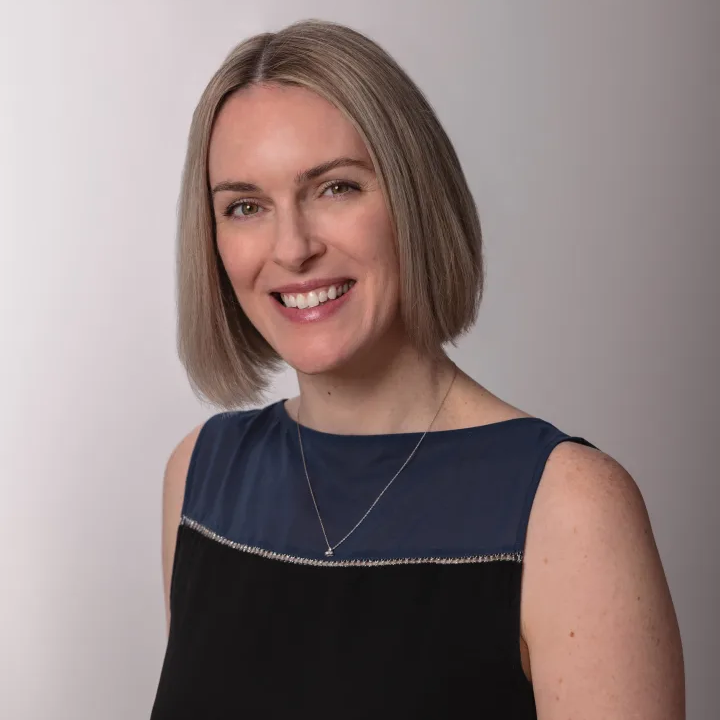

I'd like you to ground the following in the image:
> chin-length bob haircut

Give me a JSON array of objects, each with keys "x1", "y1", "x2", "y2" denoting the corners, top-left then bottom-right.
[{"x1": 177, "y1": 18, "x2": 484, "y2": 409}]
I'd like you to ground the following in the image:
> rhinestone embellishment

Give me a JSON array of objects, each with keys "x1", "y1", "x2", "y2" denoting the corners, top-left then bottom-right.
[{"x1": 180, "y1": 516, "x2": 523, "y2": 567}]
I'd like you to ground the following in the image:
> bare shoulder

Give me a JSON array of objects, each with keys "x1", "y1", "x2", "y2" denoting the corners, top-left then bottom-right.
[
  {"x1": 524, "y1": 442, "x2": 654, "y2": 569},
  {"x1": 531, "y1": 440, "x2": 644, "y2": 522},
  {"x1": 163, "y1": 422, "x2": 204, "y2": 511},
  {"x1": 161, "y1": 422, "x2": 205, "y2": 632},
  {"x1": 520, "y1": 441, "x2": 685, "y2": 718}
]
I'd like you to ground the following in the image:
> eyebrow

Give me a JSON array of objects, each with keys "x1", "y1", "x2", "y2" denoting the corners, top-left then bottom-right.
[{"x1": 210, "y1": 156, "x2": 374, "y2": 196}]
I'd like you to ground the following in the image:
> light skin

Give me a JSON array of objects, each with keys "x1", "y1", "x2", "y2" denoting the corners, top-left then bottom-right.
[
  {"x1": 208, "y1": 82, "x2": 482, "y2": 434},
  {"x1": 161, "y1": 82, "x2": 685, "y2": 718}
]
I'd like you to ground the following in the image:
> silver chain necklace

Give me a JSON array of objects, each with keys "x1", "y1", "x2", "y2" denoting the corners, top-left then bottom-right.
[{"x1": 295, "y1": 366, "x2": 458, "y2": 557}]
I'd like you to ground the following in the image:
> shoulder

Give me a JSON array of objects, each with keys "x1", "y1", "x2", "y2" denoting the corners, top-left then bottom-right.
[
  {"x1": 519, "y1": 440, "x2": 685, "y2": 717},
  {"x1": 163, "y1": 407, "x2": 267, "y2": 497},
  {"x1": 163, "y1": 422, "x2": 205, "y2": 507},
  {"x1": 162, "y1": 420, "x2": 208, "y2": 557},
  {"x1": 533, "y1": 439, "x2": 644, "y2": 521},
  {"x1": 162, "y1": 411, "x2": 234, "y2": 529},
  {"x1": 163, "y1": 403, "x2": 281, "y2": 509},
  {"x1": 522, "y1": 439, "x2": 651, "y2": 605}
]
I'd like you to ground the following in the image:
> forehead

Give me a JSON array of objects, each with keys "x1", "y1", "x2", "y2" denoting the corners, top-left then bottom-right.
[{"x1": 208, "y1": 84, "x2": 370, "y2": 185}]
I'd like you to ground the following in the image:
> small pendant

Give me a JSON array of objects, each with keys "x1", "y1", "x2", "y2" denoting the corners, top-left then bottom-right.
[{"x1": 325, "y1": 548, "x2": 334, "y2": 557}]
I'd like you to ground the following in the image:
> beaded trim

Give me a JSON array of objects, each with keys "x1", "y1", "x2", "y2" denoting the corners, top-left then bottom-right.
[{"x1": 180, "y1": 516, "x2": 523, "y2": 567}]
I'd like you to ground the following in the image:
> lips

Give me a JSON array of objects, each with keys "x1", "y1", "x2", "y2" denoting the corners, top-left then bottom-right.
[
  {"x1": 270, "y1": 278, "x2": 355, "y2": 324},
  {"x1": 275, "y1": 280, "x2": 355, "y2": 309},
  {"x1": 269, "y1": 276, "x2": 355, "y2": 294}
]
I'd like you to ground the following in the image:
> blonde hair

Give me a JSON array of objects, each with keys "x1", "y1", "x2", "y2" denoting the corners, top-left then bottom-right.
[{"x1": 177, "y1": 19, "x2": 484, "y2": 409}]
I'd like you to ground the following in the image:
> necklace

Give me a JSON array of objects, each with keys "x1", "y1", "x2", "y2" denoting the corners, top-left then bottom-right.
[{"x1": 295, "y1": 366, "x2": 458, "y2": 557}]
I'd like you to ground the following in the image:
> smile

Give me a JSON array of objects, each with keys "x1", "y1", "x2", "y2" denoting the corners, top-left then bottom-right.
[{"x1": 275, "y1": 280, "x2": 356, "y2": 309}]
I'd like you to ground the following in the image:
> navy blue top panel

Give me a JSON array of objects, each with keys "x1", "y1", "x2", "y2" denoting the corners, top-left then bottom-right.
[{"x1": 181, "y1": 400, "x2": 596, "y2": 562}]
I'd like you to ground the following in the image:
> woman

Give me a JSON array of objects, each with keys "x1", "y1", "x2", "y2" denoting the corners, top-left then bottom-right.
[{"x1": 151, "y1": 19, "x2": 684, "y2": 719}]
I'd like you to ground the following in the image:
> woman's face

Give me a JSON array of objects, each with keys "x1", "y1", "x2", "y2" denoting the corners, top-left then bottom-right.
[{"x1": 208, "y1": 83, "x2": 401, "y2": 376}]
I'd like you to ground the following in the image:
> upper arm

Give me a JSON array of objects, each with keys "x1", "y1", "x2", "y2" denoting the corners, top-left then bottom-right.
[
  {"x1": 161, "y1": 422, "x2": 204, "y2": 636},
  {"x1": 520, "y1": 442, "x2": 685, "y2": 719}
]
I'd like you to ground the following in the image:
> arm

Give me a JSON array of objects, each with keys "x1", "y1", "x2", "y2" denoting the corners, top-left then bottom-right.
[
  {"x1": 520, "y1": 442, "x2": 685, "y2": 719},
  {"x1": 161, "y1": 423, "x2": 204, "y2": 636}
]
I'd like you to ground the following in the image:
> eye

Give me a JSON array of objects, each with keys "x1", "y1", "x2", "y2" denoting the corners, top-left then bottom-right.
[
  {"x1": 222, "y1": 200, "x2": 261, "y2": 220},
  {"x1": 321, "y1": 180, "x2": 361, "y2": 197}
]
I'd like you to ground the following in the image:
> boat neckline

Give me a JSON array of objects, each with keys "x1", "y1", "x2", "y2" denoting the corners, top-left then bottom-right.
[{"x1": 274, "y1": 398, "x2": 544, "y2": 440}]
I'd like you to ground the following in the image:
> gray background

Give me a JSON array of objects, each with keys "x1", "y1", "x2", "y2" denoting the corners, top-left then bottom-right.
[{"x1": 1, "y1": 1, "x2": 717, "y2": 717}]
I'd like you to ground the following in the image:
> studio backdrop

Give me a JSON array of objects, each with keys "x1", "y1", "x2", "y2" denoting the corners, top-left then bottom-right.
[{"x1": 0, "y1": 1, "x2": 717, "y2": 718}]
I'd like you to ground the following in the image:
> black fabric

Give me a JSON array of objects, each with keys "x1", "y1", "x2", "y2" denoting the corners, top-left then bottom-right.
[{"x1": 151, "y1": 526, "x2": 536, "y2": 719}]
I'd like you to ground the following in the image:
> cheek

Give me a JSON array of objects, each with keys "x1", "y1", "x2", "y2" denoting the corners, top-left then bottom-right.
[
  {"x1": 367, "y1": 222, "x2": 400, "y2": 292},
  {"x1": 216, "y1": 233, "x2": 262, "y2": 295},
  {"x1": 335, "y1": 201, "x2": 398, "y2": 273}
]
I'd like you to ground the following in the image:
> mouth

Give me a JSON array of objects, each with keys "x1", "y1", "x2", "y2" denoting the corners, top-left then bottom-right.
[{"x1": 271, "y1": 279, "x2": 356, "y2": 309}]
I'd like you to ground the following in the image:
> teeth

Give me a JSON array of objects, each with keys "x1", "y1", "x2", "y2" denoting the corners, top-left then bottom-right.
[{"x1": 280, "y1": 280, "x2": 354, "y2": 309}]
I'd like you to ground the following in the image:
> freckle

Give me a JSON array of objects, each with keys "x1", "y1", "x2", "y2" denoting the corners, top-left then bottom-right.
[
  {"x1": 569, "y1": 630, "x2": 575, "y2": 637},
  {"x1": 558, "y1": 678, "x2": 563, "y2": 684},
  {"x1": 543, "y1": 557, "x2": 549, "y2": 564},
  {"x1": 555, "y1": 694, "x2": 560, "y2": 701},
  {"x1": 573, "y1": 526, "x2": 577, "y2": 534}
]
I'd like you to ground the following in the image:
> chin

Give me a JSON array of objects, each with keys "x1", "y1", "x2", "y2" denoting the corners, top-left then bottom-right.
[
  {"x1": 274, "y1": 330, "x2": 370, "y2": 375},
  {"x1": 282, "y1": 347, "x2": 354, "y2": 376}
]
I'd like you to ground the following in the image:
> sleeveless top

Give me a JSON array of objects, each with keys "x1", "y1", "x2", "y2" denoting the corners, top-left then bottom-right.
[{"x1": 151, "y1": 399, "x2": 597, "y2": 719}]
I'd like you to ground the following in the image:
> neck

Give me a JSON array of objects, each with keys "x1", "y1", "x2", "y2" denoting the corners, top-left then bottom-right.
[{"x1": 291, "y1": 340, "x2": 458, "y2": 435}]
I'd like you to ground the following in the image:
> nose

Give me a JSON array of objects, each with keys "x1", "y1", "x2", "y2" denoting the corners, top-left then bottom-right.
[{"x1": 271, "y1": 203, "x2": 325, "y2": 272}]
